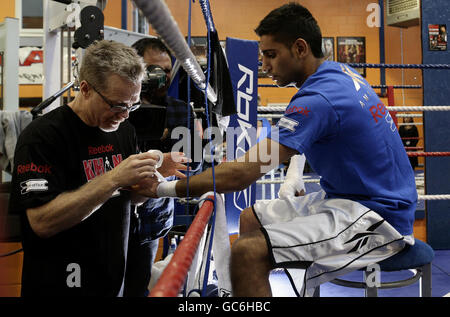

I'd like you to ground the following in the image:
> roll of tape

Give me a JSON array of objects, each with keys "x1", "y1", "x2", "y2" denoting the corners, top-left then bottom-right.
[{"x1": 148, "y1": 149, "x2": 164, "y2": 168}]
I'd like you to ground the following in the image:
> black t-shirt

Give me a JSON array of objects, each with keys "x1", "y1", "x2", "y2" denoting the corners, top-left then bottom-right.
[{"x1": 9, "y1": 105, "x2": 138, "y2": 296}]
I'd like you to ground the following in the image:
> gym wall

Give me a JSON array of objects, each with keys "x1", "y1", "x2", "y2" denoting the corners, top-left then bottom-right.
[
  {"x1": 0, "y1": 0, "x2": 424, "y2": 165},
  {"x1": 0, "y1": 0, "x2": 439, "y2": 296},
  {"x1": 0, "y1": 1, "x2": 422, "y2": 108},
  {"x1": 421, "y1": 0, "x2": 450, "y2": 249}
]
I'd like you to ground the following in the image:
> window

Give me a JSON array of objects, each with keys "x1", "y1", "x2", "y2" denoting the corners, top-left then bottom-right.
[
  {"x1": 21, "y1": 0, "x2": 43, "y2": 29},
  {"x1": 132, "y1": 5, "x2": 148, "y2": 34}
]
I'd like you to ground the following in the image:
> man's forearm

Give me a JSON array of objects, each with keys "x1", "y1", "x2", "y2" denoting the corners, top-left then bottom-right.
[
  {"x1": 26, "y1": 171, "x2": 120, "y2": 238},
  {"x1": 174, "y1": 161, "x2": 263, "y2": 198},
  {"x1": 157, "y1": 138, "x2": 297, "y2": 199},
  {"x1": 130, "y1": 191, "x2": 151, "y2": 205}
]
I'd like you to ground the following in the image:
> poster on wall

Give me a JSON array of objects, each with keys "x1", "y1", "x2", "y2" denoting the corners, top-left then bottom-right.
[
  {"x1": 19, "y1": 47, "x2": 44, "y2": 84},
  {"x1": 428, "y1": 24, "x2": 447, "y2": 51},
  {"x1": 337, "y1": 37, "x2": 366, "y2": 77},
  {"x1": 17, "y1": 46, "x2": 76, "y2": 85},
  {"x1": 322, "y1": 37, "x2": 335, "y2": 61}
]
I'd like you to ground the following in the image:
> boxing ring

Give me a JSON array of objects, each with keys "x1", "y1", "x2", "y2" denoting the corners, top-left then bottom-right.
[
  {"x1": 149, "y1": 196, "x2": 215, "y2": 297},
  {"x1": 129, "y1": 0, "x2": 450, "y2": 297}
]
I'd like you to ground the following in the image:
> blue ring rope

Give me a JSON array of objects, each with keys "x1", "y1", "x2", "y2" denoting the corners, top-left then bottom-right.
[
  {"x1": 348, "y1": 63, "x2": 450, "y2": 69},
  {"x1": 199, "y1": 0, "x2": 216, "y2": 32},
  {"x1": 198, "y1": 0, "x2": 219, "y2": 297},
  {"x1": 178, "y1": 1, "x2": 193, "y2": 298},
  {"x1": 185, "y1": 0, "x2": 193, "y2": 202},
  {"x1": 257, "y1": 61, "x2": 450, "y2": 69},
  {"x1": 258, "y1": 84, "x2": 422, "y2": 89},
  {"x1": 196, "y1": 0, "x2": 218, "y2": 297}
]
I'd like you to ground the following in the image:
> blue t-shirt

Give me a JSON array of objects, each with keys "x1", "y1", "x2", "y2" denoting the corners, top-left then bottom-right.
[{"x1": 272, "y1": 61, "x2": 417, "y2": 235}]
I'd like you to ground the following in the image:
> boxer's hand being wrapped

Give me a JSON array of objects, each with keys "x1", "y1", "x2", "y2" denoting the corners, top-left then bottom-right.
[
  {"x1": 278, "y1": 154, "x2": 306, "y2": 198},
  {"x1": 132, "y1": 175, "x2": 160, "y2": 198},
  {"x1": 129, "y1": 152, "x2": 190, "y2": 197},
  {"x1": 109, "y1": 152, "x2": 158, "y2": 188},
  {"x1": 158, "y1": 152, "x2": 192, "y2": 178}
]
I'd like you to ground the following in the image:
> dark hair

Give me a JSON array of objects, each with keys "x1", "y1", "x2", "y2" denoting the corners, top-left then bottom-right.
[
  {"x1": 255, "y1": 2, "x2": 324, "y2": 58},
  {"x1": 132, "y1": 37, "x2": 172, "y2": 58}
]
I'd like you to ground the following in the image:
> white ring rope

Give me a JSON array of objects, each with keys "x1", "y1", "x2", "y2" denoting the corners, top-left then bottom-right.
[
  {"x1": 258, "y1": 177, "x2": 425, "y2": 185},
  {"x1": 387, "y1": 106, "x2": 450, "y2": 111},
  {"x1": 396, "y1": 113, "x2": 423, "y2": 118},
  {"x1": 258, "y1": 106, "x2": 450, "y2": 112},
  {"x1": 257, "y1": 195, "x2": 450, "y2": 203},
  {"x1": 257, "y1": 178, "x2": 320, "y2": 184},
  {"x1": 257, "y1": 178, "x2": 449, "y2": 200},
  {"x1": 418, "y1": 195, "x2": 450, "y2": 200},
  {"x1": 258, "y1": 114, "x2": 284, "y2": 118}
]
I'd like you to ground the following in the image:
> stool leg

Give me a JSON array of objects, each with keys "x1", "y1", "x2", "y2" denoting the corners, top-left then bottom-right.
[
  {"x1": 364, "y1": 285, "x2": 378, "y2": 297},
  {"x1": 420, "y1": 263, "x2": 432, "y2": 297},
  {"x1": 313, "y1": 286, "x2": 320, "y2": 297},
  {"x1": 364, "y1": 270, "x2": 378, "y2": 297}
]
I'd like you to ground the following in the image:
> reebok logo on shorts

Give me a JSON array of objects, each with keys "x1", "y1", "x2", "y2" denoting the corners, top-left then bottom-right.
[{"x1": 344, "y1": 219, "x2": 384, "y2": 253}]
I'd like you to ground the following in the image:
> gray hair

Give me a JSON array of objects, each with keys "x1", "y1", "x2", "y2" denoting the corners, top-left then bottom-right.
[{"x1": 78, "y1": 40, "x2": 146, "y2": 91}]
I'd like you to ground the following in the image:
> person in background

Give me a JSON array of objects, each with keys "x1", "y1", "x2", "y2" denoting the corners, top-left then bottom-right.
[
  {"x1": 399, "y1": 115, "x2": 419, "y2": 170},
  {"x1": 124, "y1": 37, "x2": 201, "y2": 296}
]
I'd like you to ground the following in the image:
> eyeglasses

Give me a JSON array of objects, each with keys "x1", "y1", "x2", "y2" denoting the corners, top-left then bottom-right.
[{"x1": 88, "y1": 82, "x2": 141, "y2": 113}]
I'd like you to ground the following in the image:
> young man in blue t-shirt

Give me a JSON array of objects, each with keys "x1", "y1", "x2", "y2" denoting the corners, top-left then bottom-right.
[{"x1": 142, "y1": 3, "x2": 417, "y2": 297}]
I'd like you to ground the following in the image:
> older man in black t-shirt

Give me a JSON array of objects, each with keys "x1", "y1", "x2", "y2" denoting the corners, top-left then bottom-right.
[{"x1": 8, "y1": 40, "x2": 185, "y2": 296}]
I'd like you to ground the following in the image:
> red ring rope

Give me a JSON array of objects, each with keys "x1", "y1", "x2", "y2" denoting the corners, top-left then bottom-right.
[
  {"x1": 407, "y1": 152, "x2": 450, "y2": 157},
  {"x1": 149, "y1": 196, "x2": 215, "y2": 297},
  {"x1": 404, "y1": 147, "x2": 424, "y2": 151}
]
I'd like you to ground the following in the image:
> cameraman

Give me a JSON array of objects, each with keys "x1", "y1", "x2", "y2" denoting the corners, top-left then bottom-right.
[{"x1": 124, "y1": 37, "x2": 200, "y2": 296}]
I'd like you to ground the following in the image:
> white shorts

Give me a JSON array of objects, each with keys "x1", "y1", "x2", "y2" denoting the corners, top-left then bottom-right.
[{"x1": 253, "y1": 190, "x2": 407, "y2": 296}]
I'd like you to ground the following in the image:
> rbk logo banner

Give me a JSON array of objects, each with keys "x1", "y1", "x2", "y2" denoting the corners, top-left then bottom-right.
[{"x1": 224, "y1": 37, "x2": 259, "y2": 235}]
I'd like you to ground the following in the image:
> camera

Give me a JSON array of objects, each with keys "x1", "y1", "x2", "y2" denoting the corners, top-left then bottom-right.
[{"x1": 141, "y1": 65, "x2": 167, "y2": 98}]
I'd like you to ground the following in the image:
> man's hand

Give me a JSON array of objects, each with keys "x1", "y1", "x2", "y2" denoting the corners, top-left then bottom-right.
[
  {"x1": 159, "y1": 152, "x2": 192, "y2": 178},
  {"x1": 109, "y1": 152, "x2": 158, "y2": 188},
  {"x1": 278, "y1": 154, "x2": 306, "y2": 199},
  {"x1": 132, "y1": 175, "x2": 161, "y2": 198}
]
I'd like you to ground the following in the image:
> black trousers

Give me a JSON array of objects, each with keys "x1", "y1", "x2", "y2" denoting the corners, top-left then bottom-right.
[{"x1": 123, "y1": 217, "x2": 159, "y2": 297}]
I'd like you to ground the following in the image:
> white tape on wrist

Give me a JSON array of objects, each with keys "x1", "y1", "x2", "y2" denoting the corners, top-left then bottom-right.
[
  {"x1": 278, "y1": 154, "x2": 306, "y2": 199},
  {"x1": 156, "y1": 180, "x2": 178, "y2": 197},
  {"x1": 286, "y1": 154, "x2": 306, "y2": 180}
]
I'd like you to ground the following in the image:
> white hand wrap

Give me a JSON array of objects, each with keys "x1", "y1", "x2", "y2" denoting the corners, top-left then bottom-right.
[
  {"x1": 147, "y1": 149, "x2": 164, "y2": 168},
  {"x1": 278, "y1": 154, "x2": 306, "y2": 199},
  {"x1": 156, "y1": 180, "x2": 178, "y2": 197}
]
